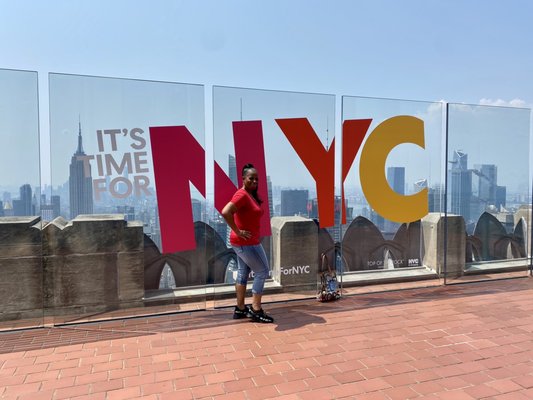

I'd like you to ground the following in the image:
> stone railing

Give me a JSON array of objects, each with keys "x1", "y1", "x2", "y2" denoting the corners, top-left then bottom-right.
[
  {"x1": 0, "y1": 210, "x2": 529, "y2": 323},
  {"x1": 0, "y1": 215, "x2": 143, "y2": 322}
]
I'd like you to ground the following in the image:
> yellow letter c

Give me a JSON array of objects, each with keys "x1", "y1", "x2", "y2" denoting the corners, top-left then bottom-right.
[{"x1": 359, "y1": 115, "x2": 428, "y2": 223}]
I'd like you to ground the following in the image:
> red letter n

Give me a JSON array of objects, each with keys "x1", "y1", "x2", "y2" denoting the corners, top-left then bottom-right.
[{"x1": 149, "y1": 126, "x2": 205, "y2": 254}]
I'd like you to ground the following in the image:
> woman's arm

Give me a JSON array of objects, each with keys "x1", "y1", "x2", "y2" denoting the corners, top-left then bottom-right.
[{"x1": 221, "y1": 202, "x2": 251, "y2": 240}]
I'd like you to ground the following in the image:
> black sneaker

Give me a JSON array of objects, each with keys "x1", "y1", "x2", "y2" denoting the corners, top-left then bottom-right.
[
  {"x1": 233, "y1": 305, "x2": 251, "y2": 319},
  {"x1": 249, "y1": 307, "x2": 274, "y2": 323}
]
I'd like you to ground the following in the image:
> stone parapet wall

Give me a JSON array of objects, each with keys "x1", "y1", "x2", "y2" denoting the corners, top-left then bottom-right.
[
  {"x1": 271, "y1": 216, "x2": 319, "y2": 290},
  {"x1": 0, "y1": 215, "x2": 144, "y2": 321},
  {"x1": 43, "y1": 215, "x2": 144, "y2": 316},
  {"x1": 421, "y1": 213, "x2": 465, "y2": 277},
  {"x1": 0, "y1": 211, "x2": 520, "y2": 324},
  {"x1": 0, "y1": 217, "x2": 43, "y2": 321}
]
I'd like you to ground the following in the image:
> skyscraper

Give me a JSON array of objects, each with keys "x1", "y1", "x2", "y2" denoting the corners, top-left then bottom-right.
[
  {"x1": 228, "y1": 154, "x2": 238, "y2": 186},
  {"x1": 191, "y1": 199, "x2": 202, "y2": 222},
  {"x1": 266, "y1": 175, "x2": 274, "y2": 218},
  {"x1": 51, "y1": 195, "x2": 61, "y2": 218},
  {"x1": 13, "y1": 184, "x2": 33, "y2": 216},
  {"x1": 450, "y1": 150, "x2": 472, "y2": 223},
  {"x1": 495, "y1": 186, "x2": 506, "y2": 209},
  {"x1": 116, "y1": 205, "x2": 135, "y2": 221},
  {"x1": 41, "y1": 195, "x2": 61, "y2": 221},
  {"x1": 281, "y1": 189, "x2": 308, "y2": 217},
  {"x1": 387, "y1": 167, "x2": 405, "y2": 195},
  {"x1": 428, "y1": 184, "x2": 444, "y2": 213},
  {"x1": 69, "y1": 120, "x2": 93, "y2": 219},
  {"x1": 475, "y1": 164, "x2": 497, "y2": 206}
]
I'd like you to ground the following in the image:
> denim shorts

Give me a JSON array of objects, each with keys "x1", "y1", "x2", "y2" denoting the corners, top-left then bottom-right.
[{"x1": 232, "y1": 244, "x2": 270, "y2": 294}]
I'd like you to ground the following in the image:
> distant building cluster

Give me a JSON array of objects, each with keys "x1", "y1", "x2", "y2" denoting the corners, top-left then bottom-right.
[
  {"x1": 0, "y1": 123, "x2": 520, "y2": 273},
  {"x1": 449, "y1": 150, "x2": 507, "y2": 232}
]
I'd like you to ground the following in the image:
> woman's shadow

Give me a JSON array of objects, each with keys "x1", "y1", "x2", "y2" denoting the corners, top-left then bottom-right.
[{"x1": 272, "y1": 303, "x2": 329, "y2": 331}]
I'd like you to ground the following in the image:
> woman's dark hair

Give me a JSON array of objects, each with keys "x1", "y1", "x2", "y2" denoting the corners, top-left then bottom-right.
[
  {"x1": 241, "y1": 163, "x2": 255, "y2": 177},
  {"x1": 241, "y1": 163, "x2": 263, "y2": 204}
]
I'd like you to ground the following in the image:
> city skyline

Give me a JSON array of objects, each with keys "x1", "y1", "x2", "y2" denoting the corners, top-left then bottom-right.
[
  {"x1": 6, "y1": 148, "x2": 527, "y2": 231},
  {"x1": 2, "y1": 2, "x2": 533, "y2": 200},
  {"x1": 1, "y1": 73, "x2": 530, "y2": 246},
  {"x1": 1, "y1": 70, "x2": 530, "y2": 195}
]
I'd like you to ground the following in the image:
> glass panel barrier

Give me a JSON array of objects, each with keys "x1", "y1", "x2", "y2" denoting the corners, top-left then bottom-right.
[
  {"x1": 48, "y1": 73, "x2": 206, "y2": 325},
  {"x1": 212, "y1": 86, "x2": 336, "y2": 308},
  {"x1": 446, "y1": 103, "x2": 531, "y2": 284},
  {"x1": 0, "y1": 69, "x2": 42, "y2": 331},
  {"x1": 341, "y1": 96, "x2": 444, "y2": 294}
]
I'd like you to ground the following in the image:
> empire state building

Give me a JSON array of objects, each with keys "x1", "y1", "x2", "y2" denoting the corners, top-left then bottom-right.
[{"x1": 69, "y1": 121, "x2": 93, "y2": 219}]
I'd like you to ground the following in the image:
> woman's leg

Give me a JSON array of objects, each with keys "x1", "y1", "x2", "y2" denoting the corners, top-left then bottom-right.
[
  {"x1": 251, "y1": 293, "x2": 263, "y2": 314},
  {"x1": 235, "y1": 283, "x2": 247, "y2": 309},
  {"x1": 234, "y1": 245, "x2": 272, "y2": 321},
  {"x1": 233, "y1": 248, "x2": 251, "y2": 313}
]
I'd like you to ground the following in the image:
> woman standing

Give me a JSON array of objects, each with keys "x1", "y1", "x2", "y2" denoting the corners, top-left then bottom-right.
[{"x1": 221, "y1": 163, "x2": 274, "y2": 323}]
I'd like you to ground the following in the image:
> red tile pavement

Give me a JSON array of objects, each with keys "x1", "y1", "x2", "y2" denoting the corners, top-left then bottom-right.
[{"x1": 1, "y1": 277, "x2": 533, "y2": 399}]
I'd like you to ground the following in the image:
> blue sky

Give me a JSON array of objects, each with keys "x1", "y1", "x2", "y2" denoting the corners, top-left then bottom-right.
[
  {"x1": 1, "y1": 0, "x2": 532, "y2": 104},
  {"x1": 0, "y1": 0, "x2": 532, "y2": 191}
]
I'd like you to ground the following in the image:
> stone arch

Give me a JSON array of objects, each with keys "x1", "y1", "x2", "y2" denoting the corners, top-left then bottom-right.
[
  {"x1": 393, "y1": 220, "x2": 421, "y2": 267},
  {"x1": 342, "y1": 216, "x2": 385, "y2": 271},
  {"x1": 367, "y1": 241, "x2": 406, "y2": 270},
  {"x1": 473, "y1": 212, "x2": 527, "y2": 261},
  {"x1": 313, "y1": 219, "x2": 337, "y2": 272},
  {"x1": 143, "y1": 221, "x2": 233, "y2": 289},
  {"x1": 143, "y1": 234, "x2": 167, "y2": 290},
  {"x1": 473, "y1": 212, "x2": 507, "y2": 261},
  {"x1": 513, "y1": 217, "x2": 527, "y2": 257},
  {"x1": 493, "y1": 236, "x2": 524, "y2": 259},
  {"x1": 465, "y1": 235, "x2": 482, "y2": 262}
]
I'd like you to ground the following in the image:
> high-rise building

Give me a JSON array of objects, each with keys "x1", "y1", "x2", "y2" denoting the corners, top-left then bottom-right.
[
  {"x1": 51, "y1": 195, "x2": 61, "y2": 218},
  {"x1": 69, "y1": 121, "x2": 93, "y2": 219},
  {"x1": 428, "y1": 184, "x2": 444, "y2": 213},
  {"x1": 41, "y1": 195, "x2": 61, "y2": 221},
  {"x1": 40, "y1": 206, "x2": 55, "y2": 221},
  {"x1": 116, "y1": 205, "x2": 135, "y2": 221},
  {"x1": 2, "y1": 191, "x2": 11, "y2": 204},
  {"x1": 13, "y1": 184, "x2": 33, "y2": 216},
  {"x1": 266, "y1": 176, "x2": 273, "y2": 217},
  {"x1": 191, "y1": 199, "x2": 202, "y2": 222},
  {"x1": 475, "y1": 164, "x2": 497, "y2": 205},
  {"x1": 450, "y1": 150, "x2": 472, "y2": 223},
  {"x1": 495, "y1": 186, "x2": 506, "y2": 210},
  {"x1": 387, "y1": 167, "x2": 405, "y2": 195},
  {"x1": 281, "y1": 189, "x2": 308, "y2": 217},
  {"x1": 3, "y1": 201, "x2": 13, "y2": 217},
  {"x1": 228, "y1": 154, "x2": 238, "y2": 186}
]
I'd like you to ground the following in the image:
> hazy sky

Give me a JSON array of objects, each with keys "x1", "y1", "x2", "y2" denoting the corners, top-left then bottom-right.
[
  {"x1": 1, "y1": 0, "x2": 529, "y2": 103},
  {"x1": 0, "y1": 0, "x2": 532, "y2": 193}
]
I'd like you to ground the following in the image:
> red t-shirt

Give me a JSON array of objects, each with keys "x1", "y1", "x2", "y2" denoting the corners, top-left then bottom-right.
[{"x1": 229, "y1": 188, "x2": 263, "y2": 246}]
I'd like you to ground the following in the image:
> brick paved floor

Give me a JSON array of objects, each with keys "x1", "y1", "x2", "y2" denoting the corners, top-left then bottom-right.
[{"x1": 1, "y1": 277, "x2": 533, "y2": 399}]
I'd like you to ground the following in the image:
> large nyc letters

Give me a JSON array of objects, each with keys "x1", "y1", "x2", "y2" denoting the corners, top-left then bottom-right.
[{"x1": 150, "y1": 115, "x2": 427, "y2": 254}]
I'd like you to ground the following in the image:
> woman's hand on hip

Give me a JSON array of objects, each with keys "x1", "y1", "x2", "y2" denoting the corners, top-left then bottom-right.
[{"x1": 238, "y1": 230, "x2": 251, "y2": 240}]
